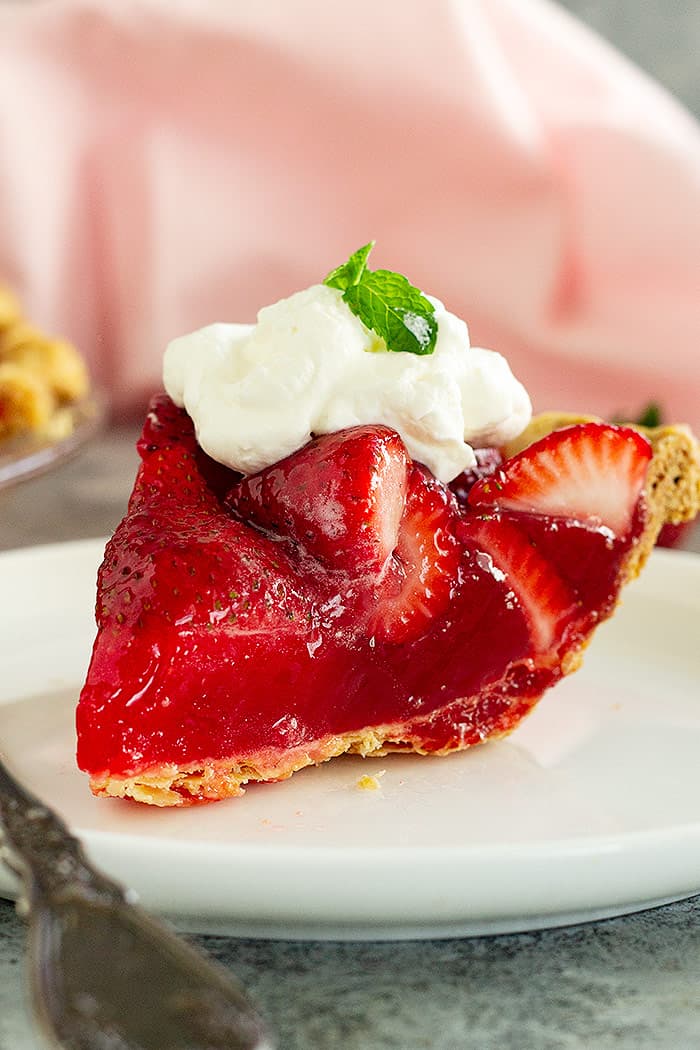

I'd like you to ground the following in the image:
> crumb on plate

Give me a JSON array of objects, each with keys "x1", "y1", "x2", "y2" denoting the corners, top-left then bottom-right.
[{"x1": 356, "y1": 770, "x2": 387, "y2": 791}]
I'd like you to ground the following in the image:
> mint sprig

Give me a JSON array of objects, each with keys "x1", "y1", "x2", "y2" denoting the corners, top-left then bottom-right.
[
  {"x1": 323, "y1": 242, "x2": 438, "y2": 356},
  {"x1": 635, "y1": 402, "x2": 662, "y2": 428},
  {"x1": 324, "y1": 241, "x2": 374, "y2": 292},
  {"x1": 612, "y1": 401, "x2": 663, "y2": 428}
]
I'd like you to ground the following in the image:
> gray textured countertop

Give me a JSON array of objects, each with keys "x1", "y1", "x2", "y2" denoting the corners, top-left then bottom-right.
[
  {"x1": 2, "y1": 893, "x2": 700, "y2": 1050},
  {"x1": 1, "y1": 427, "x2": 700, "y2": 1049}
]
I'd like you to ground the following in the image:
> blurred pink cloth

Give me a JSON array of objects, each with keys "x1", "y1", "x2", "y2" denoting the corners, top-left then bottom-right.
[{"x1": 1, "y1": 0, "x2": 699, "y2": 424}]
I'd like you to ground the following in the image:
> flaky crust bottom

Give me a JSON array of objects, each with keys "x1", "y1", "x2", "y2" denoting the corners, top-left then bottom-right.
[
  {"x1": 91, "y1": 414, "x2": 700, "y2": 806},
  {"x1": 89, "y1": 727, "x2": 443, "y2": 807}
]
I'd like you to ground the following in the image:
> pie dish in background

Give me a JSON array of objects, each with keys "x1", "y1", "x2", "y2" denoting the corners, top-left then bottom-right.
[
  {"x1": 0, "y1": 283, "x2": 102, "y2": 489},
  {"x1": 0, "y1": 283, "x2": 89, "y2": 441}
]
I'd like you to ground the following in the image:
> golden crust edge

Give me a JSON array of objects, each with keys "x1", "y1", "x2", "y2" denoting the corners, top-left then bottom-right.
[
  {"x1": 91, "y1": 412, "x2": 700, "y2": 806},
  {"x1": 89, "y1": 729, "x2": 427, "y2": 808}
]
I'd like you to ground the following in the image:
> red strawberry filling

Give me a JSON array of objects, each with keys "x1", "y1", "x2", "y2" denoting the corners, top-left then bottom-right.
[{"x1": 77, "y1": 397, "x2": 652, "y2": 799}]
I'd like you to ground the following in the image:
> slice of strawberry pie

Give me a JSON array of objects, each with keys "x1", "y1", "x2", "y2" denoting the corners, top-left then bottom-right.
[{"x1": 76, "y1": 395, "x2": 700, "y2": 805}]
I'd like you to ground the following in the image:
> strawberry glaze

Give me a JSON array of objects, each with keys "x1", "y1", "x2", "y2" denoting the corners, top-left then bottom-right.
[{"x1": 77, "y1": 398, "x2": 649, "y2": 780}]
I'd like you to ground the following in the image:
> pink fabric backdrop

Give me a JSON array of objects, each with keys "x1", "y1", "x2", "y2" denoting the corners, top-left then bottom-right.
[{"x1": 1, "y1": 0, "x2": 699, "y2": 425}]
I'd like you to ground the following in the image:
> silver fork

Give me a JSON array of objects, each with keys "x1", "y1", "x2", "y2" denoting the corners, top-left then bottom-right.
[{"x1": 0, "y1": 755, "x2": 274, "y2": 1050}]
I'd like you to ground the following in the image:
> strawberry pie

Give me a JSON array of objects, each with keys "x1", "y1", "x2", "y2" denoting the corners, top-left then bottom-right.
[{"x1": 76, "y1": 248, "x2": 700, "y2": 805}]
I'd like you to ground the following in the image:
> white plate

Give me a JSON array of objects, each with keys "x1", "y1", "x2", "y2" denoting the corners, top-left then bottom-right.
[{"x1": 1, "y1": 538, "x2": 699, "y2": 940}]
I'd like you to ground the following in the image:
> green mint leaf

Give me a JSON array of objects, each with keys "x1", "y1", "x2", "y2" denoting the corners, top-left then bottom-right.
[
  {"x1": 343, "y1": 269, "x2": 437, "y2": 356},
  {"x1": 636, "y1": 402, "x2": 662, "y2": 428},
  {"x1": 323, "y1": 243, "x2": 438, "y2": 355},
  {"x1": 612, "y1": 401, "x2": 663, "y2": 428},
  {"x1": 323, "y1": 241, "x2": 375, "y2": 291}
]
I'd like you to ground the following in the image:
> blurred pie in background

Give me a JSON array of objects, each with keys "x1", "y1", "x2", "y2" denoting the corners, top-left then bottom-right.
[{"x1": 0, "y1": 284, "x2": 89, "y2": 443}]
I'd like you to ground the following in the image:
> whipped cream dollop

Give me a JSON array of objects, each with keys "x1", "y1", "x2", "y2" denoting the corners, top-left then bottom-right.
[{"x1": 163, "y1": 284, "x2": 531, "y2": 483}]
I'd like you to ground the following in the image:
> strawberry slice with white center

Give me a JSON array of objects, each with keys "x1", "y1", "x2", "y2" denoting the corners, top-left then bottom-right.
[
  {"x1": 226, "y1": 425, "x2": 409, "y2": 575},
  {"x1": 371, "y1": 465, "x2": 462, "y2": 643},
  {"x1": 469, "y1": 423, "x2": 652, "y2": 536},
  {"x1": 459, "y1": 513, "x2": 577, "y2": 652}
]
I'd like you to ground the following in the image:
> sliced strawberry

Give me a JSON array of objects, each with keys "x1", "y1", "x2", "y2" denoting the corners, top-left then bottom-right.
[
  {"x1": 371, "y1": 465, "x2": 462, "y2": 643},
  {"x1": 657, "y1": 521, "x2": 695, "y2": 549},
  {"x1": 134, "y1": 393, "x2": 224, "y2": 513},
  {"x1": 469, "y1": 423, "x2": 652, "y2": 536},
  {"x1": 459, "y1": 513, "x2": 576, "y2": 652},
  {"x1": 449, "y1": 447, "x2": 503, "y2": 506},
  {"x1": 100, "y1": 398, "x2": 307, "y2": 639},
  {"x1": 226, "y1": 426, "x2": 409, "y2": 574}
]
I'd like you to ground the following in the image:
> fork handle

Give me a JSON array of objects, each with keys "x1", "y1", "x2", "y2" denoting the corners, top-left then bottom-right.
[{"x1": 0, "y1": 755, "x2": 120, "y2": 903}]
